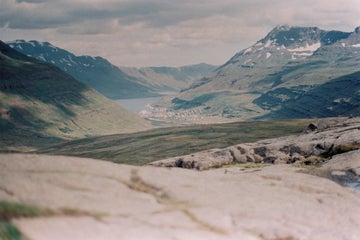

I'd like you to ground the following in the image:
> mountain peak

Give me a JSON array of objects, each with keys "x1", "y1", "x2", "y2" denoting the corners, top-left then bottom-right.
[
  {"x1": 355, "y1": 26, "x2": 360, "y2": 34},
  {"x1": 261, "y1": 25, "x2": 322, "y2": 47},
  {"x1": 273, "y1": 24, "x2": 292, "y2": 32}
]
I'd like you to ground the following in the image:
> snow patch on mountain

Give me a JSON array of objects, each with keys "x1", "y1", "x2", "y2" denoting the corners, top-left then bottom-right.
[
  {"x1": 38, "y1": 54, "x2": 46, "y2": 62},
  {"x1": 288, "y1": 42, "x2": 321, "y2": 53},
  {"x1": 244, "y1": 47, "x2": 253, "y2": 54},
  {"x1": 334, "y1": 98, "x2": 351, "y2": 103},
  {"x1": 264, "y1": 40, "x2": 273, "y2": 48},
  {"x1": 68, "y1": 56, "x2": 75, "y2": 63}
]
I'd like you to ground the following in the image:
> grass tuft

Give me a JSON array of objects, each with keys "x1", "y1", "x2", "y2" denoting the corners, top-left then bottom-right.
[
  {"x1": 0, "y1": 201, "x2": 52, "y2": 240},
  {"x1": 0, "y1": 222, "x2": 25, "y2": 240},
  {"x1": 0, "y1": 201, "x2": 52, "y2": 221}
]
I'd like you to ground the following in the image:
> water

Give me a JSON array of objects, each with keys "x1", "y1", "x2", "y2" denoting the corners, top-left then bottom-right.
[{"x1": 115, "y1": 97, "x2": 162, "y2": 114}]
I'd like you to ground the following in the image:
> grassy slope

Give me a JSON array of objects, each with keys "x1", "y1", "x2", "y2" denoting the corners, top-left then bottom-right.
[
  {"x1": 0, "y1": 41, "x2": 151, "y2": 151},
  {"x1": 39, "y1": 119, "x2": 310, "y2": 165},
  {"x1": 261, "y1": 71, "x2": 360, "y2": 119}
]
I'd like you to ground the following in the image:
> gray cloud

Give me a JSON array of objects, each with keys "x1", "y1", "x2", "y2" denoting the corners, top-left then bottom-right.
[
  {"x1": 0, "y1": 1, "x2": 284, "y2": 30},
  {"x1": 15, "y1": 0, "x2": 45, "y2": 2},
  {"x1": 1, "y1": 0, "x2": 359, "y2": 66},
  {"x1": 2, "y1": 0, "x2": 359, "y2": 31}
]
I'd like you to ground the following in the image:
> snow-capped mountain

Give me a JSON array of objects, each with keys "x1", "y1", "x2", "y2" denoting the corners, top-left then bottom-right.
[
  {"x1": 226, "y1": 25, "x2": 350, "y2": 67},
  {"x1": 157, "y1": 25, "x2": 360, "y2": 121}
]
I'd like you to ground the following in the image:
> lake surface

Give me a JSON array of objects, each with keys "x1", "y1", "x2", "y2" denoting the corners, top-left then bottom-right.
[{"x1": 115, "y1": 97, "x2": 162, "y2": 113}]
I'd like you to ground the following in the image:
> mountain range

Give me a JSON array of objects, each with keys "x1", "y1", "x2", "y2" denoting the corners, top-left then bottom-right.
[
  {"x1": 0, "y1": 41, "x2": 150, "y2": 150},
  {"x1": 120, "y1": 63, "x2": 217, "y2": 94},
  {"x1": 7, "y1": 40, "x2": 216, "y2": 99},
  {"x1": 153, "y1": 25, "x2": 360, "y2": 122},
  {"x1": 3, "y1": 25, "x2": 360, "y2": 127}
]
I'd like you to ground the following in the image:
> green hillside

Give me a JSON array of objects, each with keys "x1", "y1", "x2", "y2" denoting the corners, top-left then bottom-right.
[
  {"x1": 0, "y1": 41, "x2": 151, "y2": 151},
  {"x1": 39, "y1": 119, "x2": 309, "y2": 165},
  {"x1": 261, "y1": 71, "x2": 360, "y2": 119}
]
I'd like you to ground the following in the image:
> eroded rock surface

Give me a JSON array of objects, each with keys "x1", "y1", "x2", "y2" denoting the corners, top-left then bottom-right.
[
  {"x1": 150, "y1": 117, "x2": 360, "y2": 170},
  {"x1": 320, "y1": 149, "x2": 360, "y2": 190},
  {"x1": 1, "y1": 153, "x2": 360, "y2": 240}
]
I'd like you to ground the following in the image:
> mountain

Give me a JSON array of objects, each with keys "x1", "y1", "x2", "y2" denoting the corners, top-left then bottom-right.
[
  {"x1": 120, "y1": 63, "x2": 217, "y2": 94},
  {"x1": 153, "y1": 25, "x2": 360, "y2": 122},
  {"x1": 7, "y1": 40, "x2": 216, "y2": 98},
  {"x1": 0, "y1": 41, "x2": 151, "y2": 150},
  {"x1": 260, "y1": 71, "x2": 360, "y2": 119},
  {"x1": 7, "y1": 40, "x2": 159, "y2": 99}
]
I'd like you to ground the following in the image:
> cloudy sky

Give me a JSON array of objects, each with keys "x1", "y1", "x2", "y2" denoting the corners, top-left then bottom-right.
[{"x1": 1, "y1": 0, "x2": 359, "y2": 67}]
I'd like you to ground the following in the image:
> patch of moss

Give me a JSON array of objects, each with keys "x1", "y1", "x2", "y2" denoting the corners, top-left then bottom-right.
[
  {"x1": 0, "y1": 201, "x2": 52, "y2": 221},
  {"x1": 0, "y1": 201, "x2": 50, "y2": 240},
  {"x1": 123, "y1": 169, "x2": 170, "y2": 203},
  {"x1": 0, "y1": 222, "x2": 25, "y2": 240},
  {"x1": 0, "y1": 201, "x2": 108, "y2": 240}
]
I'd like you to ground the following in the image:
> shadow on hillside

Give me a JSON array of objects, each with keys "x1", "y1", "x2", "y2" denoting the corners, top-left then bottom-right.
[
  {"x1": 258, "y1": 71, "x2": 360, "y2": 119},
  {"x1": 1, "y1": 40, "x2": 90, "y2": 111},
  {"x1": 0, "y1": 41, "x2": 92, "y2": 149}
]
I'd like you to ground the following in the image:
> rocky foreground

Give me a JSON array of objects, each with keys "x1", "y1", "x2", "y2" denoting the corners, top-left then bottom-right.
[
  {"x1": 150, "y1": 117, "x2": 360, "y2": 170},
  {"x1": 1, "y1": 117, "x2": 360, "y2": 240}
]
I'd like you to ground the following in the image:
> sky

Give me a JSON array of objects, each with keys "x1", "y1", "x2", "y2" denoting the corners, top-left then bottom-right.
[{"x1": 1, "y1": 0, "x2": 360, "y2": 67}]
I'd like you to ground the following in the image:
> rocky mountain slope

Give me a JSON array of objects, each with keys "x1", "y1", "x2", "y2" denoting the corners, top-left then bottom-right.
[
  {"x1": 151, "y1": 25, "x2": 360, "y2": 123},
  {"x1": 7, "y1": 40, "x2": 158, "y2": 99},
  {"x1": 8, "y1": 40, "x2": 216, "y2": 98},
  {"x1": 0, "y1": 41, "x2": 151, "y2": 151},
  {"x1": 1, "y1": 118, "x2": 360, "y2": 239},
  {"x1": 259, "y1": 71, "x2": 360, "y2": 119}
]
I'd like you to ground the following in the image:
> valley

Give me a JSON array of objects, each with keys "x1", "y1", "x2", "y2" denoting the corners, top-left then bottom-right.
[
  {"x1": 1, "y1": 25, "x2": 360, "y2": 164},
  {"x1": 7, "y1": 40, "x2": 216, "y2": 100},
  {"x1": 37, "y1": 119, "x2": 309, "y2": 165},
  {"x1": 6, "y1": 25, "x2": 360, "y2": 125},
  {"x1": 1, "y1": 23, "x2": 360, "y2": 240}
]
